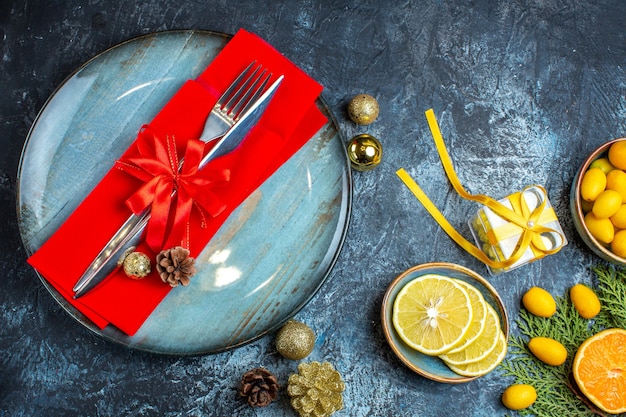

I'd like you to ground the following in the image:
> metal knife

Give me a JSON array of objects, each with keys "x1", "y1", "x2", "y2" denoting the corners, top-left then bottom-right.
[{"x1": 72, "y1": 75, "x2": 283, "y2": 298}]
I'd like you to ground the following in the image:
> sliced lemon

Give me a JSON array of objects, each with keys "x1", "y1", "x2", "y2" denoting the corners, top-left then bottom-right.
[
  {"x1": 445, "y1": 330, "x2": 507, "y2": 377},
  {"x1": 392, "y1": 274, "x2": 473, "y2": 355},
  {"x1": 440, "y1": 302, "x2": 501, "y2": 365},
  {"x1": 443, "y1": 280, "x2": 488, "y2": 355}
]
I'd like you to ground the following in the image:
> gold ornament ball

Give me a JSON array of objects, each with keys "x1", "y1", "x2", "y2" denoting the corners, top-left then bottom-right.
[
  {"x1": 347, "y1": 134, "x2": 383, "y2": 171},
  {"x1": 347, "y1": 94, "x2": 379, "y2": 125},
  {"x1": 276, "y1": 320, "x2": 316, "y2": 360},
  {"x1": 122, "y1": 251, "x2": 151, "y2": 279}
]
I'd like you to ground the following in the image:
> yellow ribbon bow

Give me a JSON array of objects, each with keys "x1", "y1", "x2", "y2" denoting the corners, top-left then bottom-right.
[{"x1": 397, "y1": 109, "x2": 566, "y2": 271}]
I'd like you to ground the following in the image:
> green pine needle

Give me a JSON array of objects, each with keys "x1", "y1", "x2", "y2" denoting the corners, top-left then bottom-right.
[
  {"x1": 499, "y1": 263, "x2": 626, "y2": 417},
  {"x1": 593, "y1": 265, "x2": 626, "y2": 330}
]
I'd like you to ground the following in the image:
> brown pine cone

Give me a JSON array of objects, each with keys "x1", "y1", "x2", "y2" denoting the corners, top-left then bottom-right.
[
  {"x1": 239, "y1": 368, "x2": 279, "y2": 407},
  {"x1": 155, "y1": 246, "x2": 196, "y2": 287}
]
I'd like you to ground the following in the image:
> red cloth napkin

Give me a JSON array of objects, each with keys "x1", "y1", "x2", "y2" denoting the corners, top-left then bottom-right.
[{"x1": 27, "y1": 29, "x2": 328, "y2": 335}]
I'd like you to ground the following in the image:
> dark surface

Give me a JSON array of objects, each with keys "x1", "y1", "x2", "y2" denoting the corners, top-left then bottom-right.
[{"x1": 1, "y1": 1, "x2": 625, "y2": 416}]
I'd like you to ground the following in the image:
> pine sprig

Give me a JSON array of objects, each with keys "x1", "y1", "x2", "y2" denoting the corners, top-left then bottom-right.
[
  {"x1": 547, "y1": 297, "x2": 595, "y2": 349},
  {"x1": 593, "y1": 264, "x2": 626, "y2": 329},
  {"x1": 499, "y1": 308, "x2": 593, "y2": 417},
  {"x1": 499, "y1": 263, "x2": 626, "y2": 417}
]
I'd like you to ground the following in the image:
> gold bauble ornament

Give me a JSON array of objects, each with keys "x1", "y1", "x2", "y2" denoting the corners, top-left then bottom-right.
[
  {"x1": 347, "y1": 134, "x2": 382, "y2": 171},
  {"x1": 347, "y1": 94, "x2": 379, "y2": 125},
  {"x1": 276, "y1": 320, "x2": 316, "y2": 360},
  {"x1": 117, "y1": 247, "x2": 151, "y2": 279}
]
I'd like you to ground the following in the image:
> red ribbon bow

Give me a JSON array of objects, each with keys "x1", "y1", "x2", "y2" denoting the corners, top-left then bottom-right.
[{"x1": 115, "y1": 126, "x2": 230, "y2": 251}]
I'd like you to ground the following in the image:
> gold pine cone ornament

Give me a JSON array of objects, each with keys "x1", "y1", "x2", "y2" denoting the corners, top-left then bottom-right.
[{"x1": 288, "y1": 361, "x2": 345, "y2": 417}]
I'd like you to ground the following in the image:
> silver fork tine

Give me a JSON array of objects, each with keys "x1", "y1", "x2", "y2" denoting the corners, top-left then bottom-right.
[
  {"x1": 229, "y1": 70, "x2": 272, "y2": 119},
  {"x1": 216, "y1": 61, "x2": 258, "y2": 109},
  {"x1": 198, "y1": 62, "x2": 273, "y2": 143}
]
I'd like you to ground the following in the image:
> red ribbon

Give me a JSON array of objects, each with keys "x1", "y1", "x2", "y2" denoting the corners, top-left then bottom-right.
[{"x1": 115, "y1": 126, "x2": 230, "y2": 251}]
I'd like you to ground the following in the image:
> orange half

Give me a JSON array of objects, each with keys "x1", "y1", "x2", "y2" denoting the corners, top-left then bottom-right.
[{"x1": 573, "y1": 328, "x2": 626, "y2": 414}]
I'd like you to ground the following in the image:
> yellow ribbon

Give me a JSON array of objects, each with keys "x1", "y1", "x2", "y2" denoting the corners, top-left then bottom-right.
[
  {"x1": 396, "y1": 108, "x2": 565, "y2": 270},
  {"x1": 484, "y1": 188, "x2": 557, "y2": 245}
]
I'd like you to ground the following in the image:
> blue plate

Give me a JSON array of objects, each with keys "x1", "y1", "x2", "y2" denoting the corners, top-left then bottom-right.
[
  {"x1": 17, "y1": 31, "x2": 351, "y2": 355},
  {"x1": 381, "y1": 263, "x2": 508, "y2": 383}
]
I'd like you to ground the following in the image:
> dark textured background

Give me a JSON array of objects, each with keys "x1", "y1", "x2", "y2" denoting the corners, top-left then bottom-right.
[{"x1": 1, "y1": 1, "x2": 625, "y2": 416}]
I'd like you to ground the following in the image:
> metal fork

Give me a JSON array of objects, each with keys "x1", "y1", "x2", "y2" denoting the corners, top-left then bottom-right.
[{"x1": 199, "y1": 61, "x2": 272, "y2": 143}]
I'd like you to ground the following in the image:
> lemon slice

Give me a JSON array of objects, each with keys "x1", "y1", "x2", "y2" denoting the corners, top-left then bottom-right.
[
  {"x1": 445, "y1": 330, "x2": 507, "y2": 377},
  {"x1": 392, "y1": 274, "x2": 473, "y2": 355},
  {"x1": 439, "y1": 303, "x2": 501, "y2": 365},
  {"x1": 443, "y1": 280, "x2": 488, "y2": 355}
]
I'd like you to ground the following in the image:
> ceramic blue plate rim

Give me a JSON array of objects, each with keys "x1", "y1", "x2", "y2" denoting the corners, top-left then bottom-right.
[{"x1": 17, "y1": 30, "x2": 352, "y2": 355}]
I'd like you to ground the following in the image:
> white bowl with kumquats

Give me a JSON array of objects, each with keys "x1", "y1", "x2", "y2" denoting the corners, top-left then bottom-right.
[
  {"x1": 571, "y1": 138, "x2": 626, "y2": 265},
  {"x1": 381, "y1": 263, "x2": 509, "y2": 383}
]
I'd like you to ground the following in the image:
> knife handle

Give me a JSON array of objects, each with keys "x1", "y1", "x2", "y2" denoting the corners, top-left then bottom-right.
[{"x1": 72, "y1": 210, "x2": 148, "y2": 298}]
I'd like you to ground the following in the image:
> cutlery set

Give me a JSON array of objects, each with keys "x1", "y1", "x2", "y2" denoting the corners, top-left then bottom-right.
[{"x1": 72, "y1": 63, "x2": 284, "y2": 298}]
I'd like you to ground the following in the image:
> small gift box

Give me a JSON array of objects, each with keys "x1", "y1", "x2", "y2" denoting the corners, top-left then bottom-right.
[
  {"x1": 468, "y1": 185, "x2": 567, "y2": 275},
  {"x1": 397, "y1": 109, "x2": 568, "y2": 275}
]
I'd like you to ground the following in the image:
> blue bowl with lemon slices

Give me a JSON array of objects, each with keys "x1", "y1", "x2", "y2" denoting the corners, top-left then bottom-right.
[{"x1": 381, "y1": 262, "x2": 509, "y2": 383}]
